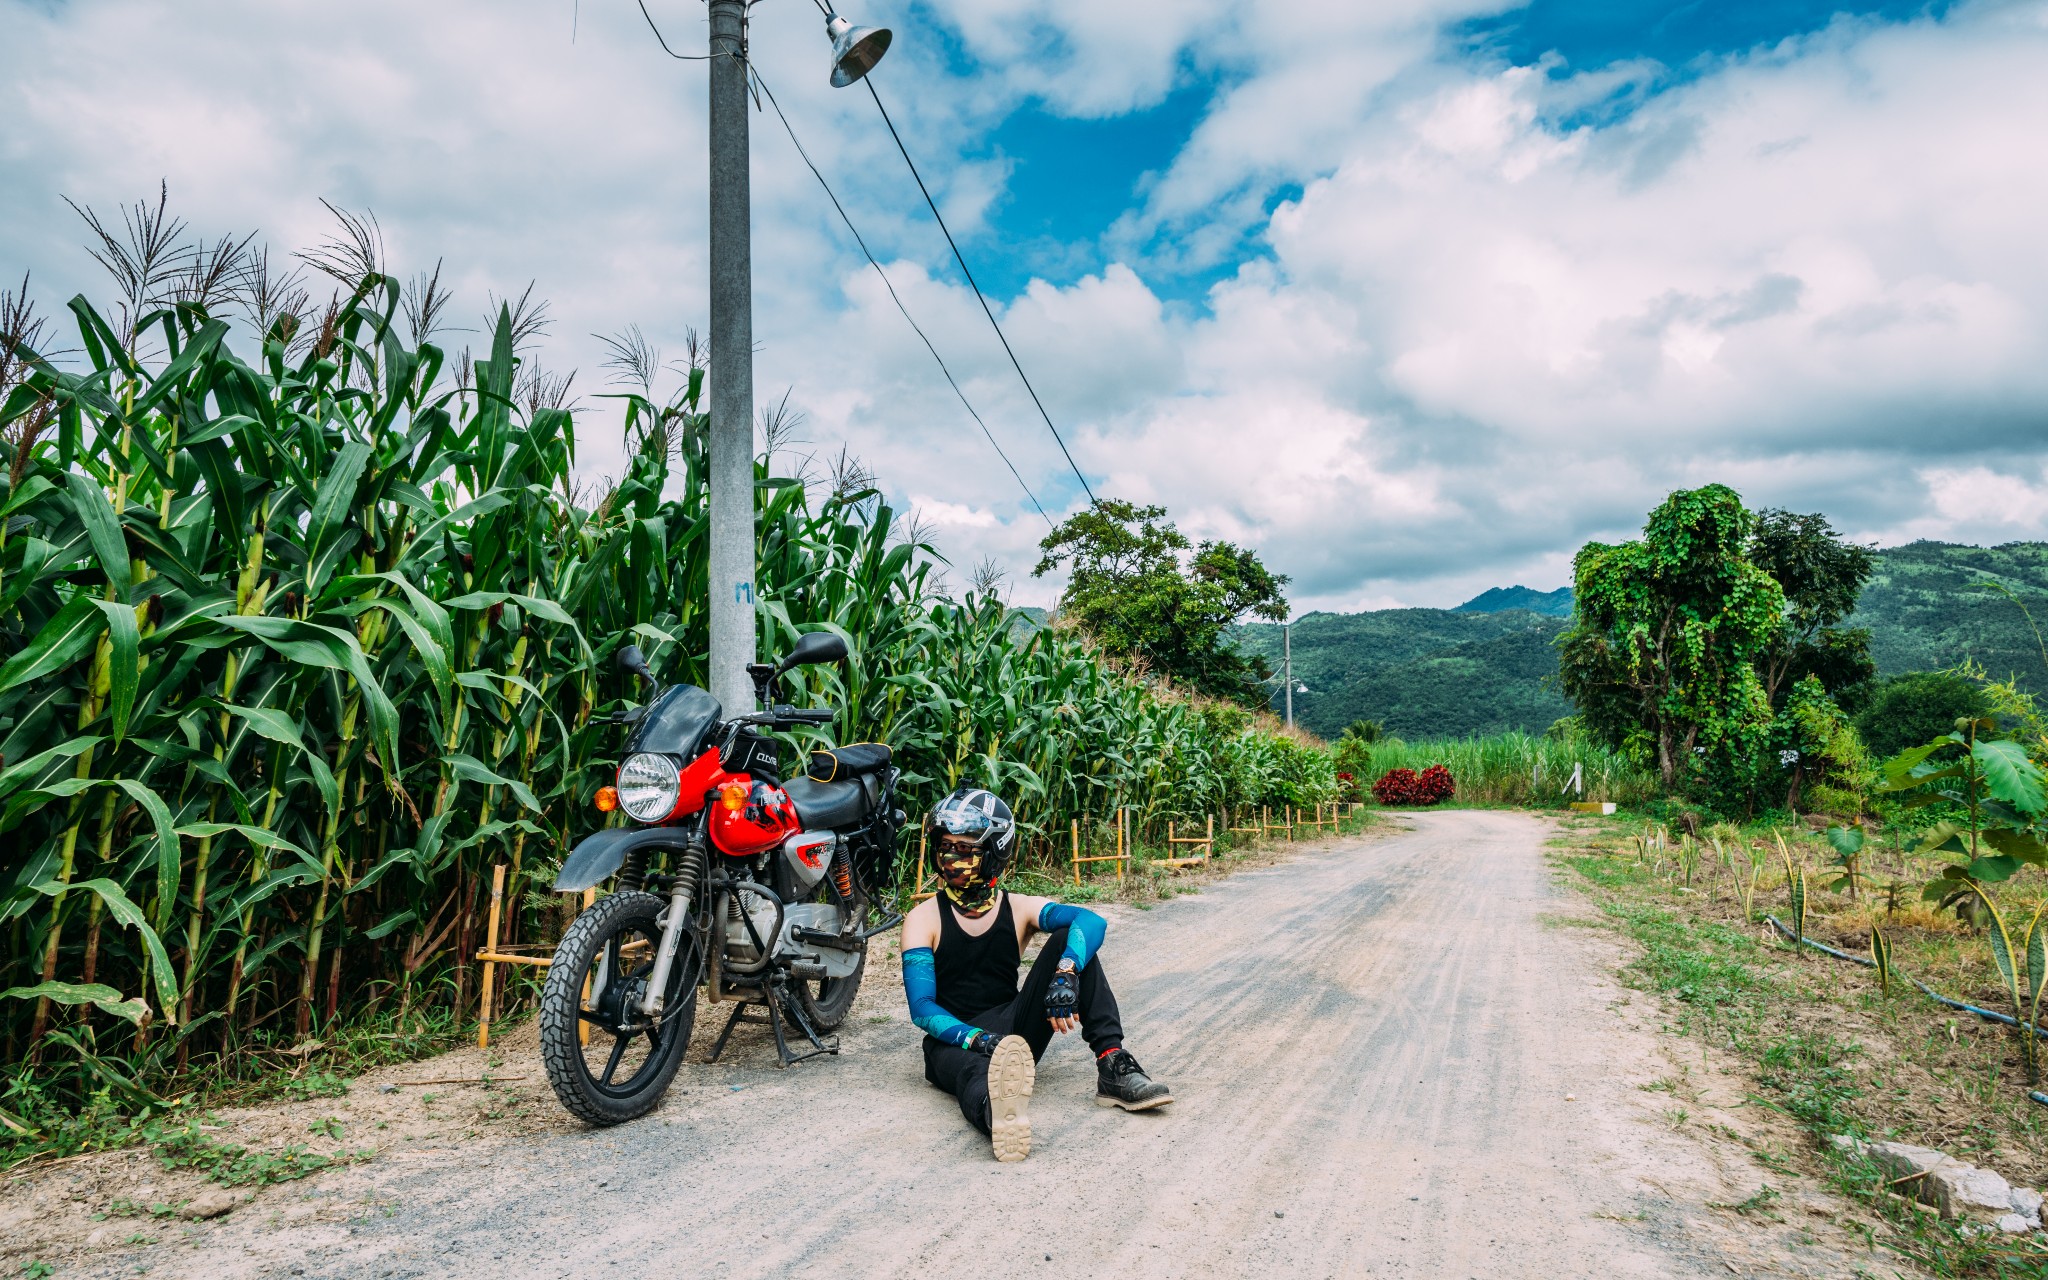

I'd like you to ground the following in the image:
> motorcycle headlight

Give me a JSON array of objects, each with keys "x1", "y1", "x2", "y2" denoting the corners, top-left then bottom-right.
[{"x1": 616, "y1": 753, "x2": 681, "y2": 823}]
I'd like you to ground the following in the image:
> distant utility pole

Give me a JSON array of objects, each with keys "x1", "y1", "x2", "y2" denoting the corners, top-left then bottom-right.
[
  {"x1": 1284, "y1": 621, "x2": 1293, "y2": 730},
  {"x1": 705, "y1": 0, "x2": 756, "y2": 715}
]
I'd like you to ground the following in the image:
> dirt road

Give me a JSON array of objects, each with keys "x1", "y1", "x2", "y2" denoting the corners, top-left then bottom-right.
[{"x1": 24, "y1": 811, "x2": 1895, "y2": 1278}]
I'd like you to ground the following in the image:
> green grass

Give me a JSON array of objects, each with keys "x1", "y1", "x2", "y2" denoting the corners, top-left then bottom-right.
[
  {"x1": 1559, "y1": 838, "x2": 2048, "y2": 1278},
  {"x1": 1365, "y1": 733, "x2": 1660, "y2": 808}
]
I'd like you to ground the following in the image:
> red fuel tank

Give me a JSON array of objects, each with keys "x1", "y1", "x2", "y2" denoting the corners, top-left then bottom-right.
[{"x1": 707, "y1": 777, "x2": 803, "y2": 856}]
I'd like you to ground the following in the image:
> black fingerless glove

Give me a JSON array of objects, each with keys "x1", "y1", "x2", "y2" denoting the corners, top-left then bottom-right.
[
  {"x1": 1046, "y1": 969, "x2": 1078, "y2": 1020},
  {"x1": 966, "y1": 1030, "x2": 1000, "y2": 1056}
]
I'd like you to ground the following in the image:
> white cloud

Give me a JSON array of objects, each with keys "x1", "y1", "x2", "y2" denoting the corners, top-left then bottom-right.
[{"x1": 4, "y1": 0, "x2": 2047, "y2": 618}]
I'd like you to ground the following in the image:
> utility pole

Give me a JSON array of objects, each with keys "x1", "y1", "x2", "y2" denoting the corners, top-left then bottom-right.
[
  {"x1": 706, "y1": 0, "x2": 756, "y2": 714},
  {"x1": 1283, "y1": 621, "x2": 1293, "y2": 730}
]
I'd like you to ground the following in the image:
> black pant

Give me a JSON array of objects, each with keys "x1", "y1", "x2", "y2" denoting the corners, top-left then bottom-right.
[{"x1": 921, "y1": 927, "x2": 1124, "y2": 1134}]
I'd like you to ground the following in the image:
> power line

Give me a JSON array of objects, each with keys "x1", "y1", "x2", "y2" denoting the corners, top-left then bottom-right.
[
  {"x1": 861, "y1": 79, "x2": 1099, "y2": 508},
  {"x1": 634, "y1": 0, "x2": 714, "y2": 59},
  {"x1": 749, "y1": 66, "x2": 1055, "y2": 529}
]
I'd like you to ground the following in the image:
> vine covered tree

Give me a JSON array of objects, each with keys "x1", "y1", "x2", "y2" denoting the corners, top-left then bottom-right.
[
  {"x1": 1033, "y1": 499, "x2": 1289, "y2": 703},
  {"x1": 1558, "y1": 484, "x2": 1784, "y2": 799}
]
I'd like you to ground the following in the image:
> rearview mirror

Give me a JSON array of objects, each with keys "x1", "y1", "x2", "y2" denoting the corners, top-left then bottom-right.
[
  {"x1": 778, "y1": 631, "x2": 848, "y2": 671},
  {"x1": 617, "y1": 643, "x2": 656, "y2": 689}
]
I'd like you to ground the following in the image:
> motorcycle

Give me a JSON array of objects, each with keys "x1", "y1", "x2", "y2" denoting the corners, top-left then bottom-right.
[{"x1": 538, "y1": 631, "x2": 903, "y2": 1125}]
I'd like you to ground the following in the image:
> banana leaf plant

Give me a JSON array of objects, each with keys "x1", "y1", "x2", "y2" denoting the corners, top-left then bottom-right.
[{"x1": 1882, "y1": 716, "x2": 2048, "y2": 914}]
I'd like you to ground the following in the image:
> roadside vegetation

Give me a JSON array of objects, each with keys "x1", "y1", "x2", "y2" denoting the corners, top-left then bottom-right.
[
  {"x1": 1559, "y1": 814, "x2": 2048, "y2": 1276},
  {"x1": 0, "y1": 196, "x2": 1339, "y2": 1161}
]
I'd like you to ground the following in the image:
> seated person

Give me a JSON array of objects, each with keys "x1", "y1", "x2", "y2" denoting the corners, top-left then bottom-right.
[{"x1": 899, "y1": 787, "x2": 1171, "y2": 1162}]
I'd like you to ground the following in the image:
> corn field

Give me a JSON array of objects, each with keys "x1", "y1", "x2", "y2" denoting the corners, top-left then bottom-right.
[
  {"x1": 1360, "y1": 733, "x2": 1659, "y2": 807},
  {"x1": 0, "y1": 214, "x2": 1335, "y2": 1117}
]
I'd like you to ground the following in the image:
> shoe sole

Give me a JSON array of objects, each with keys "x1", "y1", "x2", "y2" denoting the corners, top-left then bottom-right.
[
  {"x1": 1096, "y1": 1092, "x2": 1173, "y2": 1112},
  {"x1": 988, "y1": 1036, "x2": 1034, "y2": 1162}
]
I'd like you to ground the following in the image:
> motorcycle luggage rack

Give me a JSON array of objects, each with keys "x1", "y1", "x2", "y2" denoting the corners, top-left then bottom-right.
[{"x1": 705, "y1": 975, "x2": 840, "y2": 1068}]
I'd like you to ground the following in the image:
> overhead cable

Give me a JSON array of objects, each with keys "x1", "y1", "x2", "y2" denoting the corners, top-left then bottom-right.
[
  {"x1": 750, "y1": 66, "x2": 1054, "y2": 528},
  {"x1": 861, "y1": 79, "x2": 1099, "y2": 507}
]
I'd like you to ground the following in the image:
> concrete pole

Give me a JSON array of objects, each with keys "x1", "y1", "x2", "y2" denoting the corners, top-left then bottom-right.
[
  {"x1": 707, "y1": 0, "x2": 757, "y2": 714},
  {"x1": 1283, "y1": 621, "x2": 1293, "y2": 730}
]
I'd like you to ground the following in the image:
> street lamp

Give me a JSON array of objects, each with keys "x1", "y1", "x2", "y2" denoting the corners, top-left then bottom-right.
[
  {"x1": 704, "y1": 0, "x2": 891, "y2": 714},
  {"x1": 824, "y1": 7, "x2": 892, "y2": 87}
]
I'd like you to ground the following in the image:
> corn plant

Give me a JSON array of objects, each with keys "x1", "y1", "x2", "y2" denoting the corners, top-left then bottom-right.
[{"x1": 0, "y1": 210, "x2": 1338, "y2": 1115}]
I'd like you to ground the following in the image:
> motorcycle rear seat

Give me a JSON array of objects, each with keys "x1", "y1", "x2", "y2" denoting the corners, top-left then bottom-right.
[
  {"x1": 804, "y1": 743, "x2": 892, "y2": 782},
  {"x1": 783, "y1": 773, "x2": 875, "y2": 830}
]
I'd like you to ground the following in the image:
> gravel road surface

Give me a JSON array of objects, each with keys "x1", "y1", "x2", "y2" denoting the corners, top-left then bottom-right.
[{"x1": 27, "y1": 810, "x2": 1896, "y2": 1278}]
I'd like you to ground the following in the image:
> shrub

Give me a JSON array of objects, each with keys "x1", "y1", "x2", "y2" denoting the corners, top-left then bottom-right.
[
  {"x1": 1372, "y1": 765, "x2": 1455, "y2": 805},
  {"x1": 1854, "y1": 670, "x2": 1987, "y2": 760}
]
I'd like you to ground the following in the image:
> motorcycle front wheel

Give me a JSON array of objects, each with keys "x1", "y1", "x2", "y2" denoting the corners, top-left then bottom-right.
[{"x1": 539, "y1": 890, "x2": 700, "y2": 1126}]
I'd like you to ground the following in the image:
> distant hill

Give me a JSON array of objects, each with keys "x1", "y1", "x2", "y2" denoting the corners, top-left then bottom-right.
[
  {"x1": 1233, "y1": 609, "x2": 1572, "y2": 738},
  {"x1": 1454, "y1": 585, "x2": 1573, "y2": 616},
  {"x1": 1234, "y1": 541, "x2": 2048, "y2": 739},
  {"x1": 1850, "y1": 541, "x2": 2048, "y2": 692}
]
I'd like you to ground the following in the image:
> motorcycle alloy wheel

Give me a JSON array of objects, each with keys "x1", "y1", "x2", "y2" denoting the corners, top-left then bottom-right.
[{"x1": 539, "y1": 890, "x2": 700, "y2": 1126}]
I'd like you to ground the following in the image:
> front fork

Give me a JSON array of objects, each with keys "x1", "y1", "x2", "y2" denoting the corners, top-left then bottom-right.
[{"x1": 641, "y1": 835, "x2": 709, "y2": 1018}]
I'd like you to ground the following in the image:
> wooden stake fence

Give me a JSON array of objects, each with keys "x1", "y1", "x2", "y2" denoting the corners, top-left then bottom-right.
[
  {"x1": 1071, "y1": 815, "x2": 1130, "y2": 884},
  {"x1": 1161, "y1": 816, "x2": 1214, "y2": 868},
  {"x1": 474, "y1": 865, "x2": 595, "y2": 1049}
]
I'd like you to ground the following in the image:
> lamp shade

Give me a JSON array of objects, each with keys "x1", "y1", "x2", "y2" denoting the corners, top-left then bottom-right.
[{"x1": 826, "y1": 11, "x2": 891, "y2": 87}]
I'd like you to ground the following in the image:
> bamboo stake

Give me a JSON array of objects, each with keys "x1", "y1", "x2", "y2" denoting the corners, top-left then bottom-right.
[{"x1": 476, "y1": 864, "x2": 506, "y2": 1049}]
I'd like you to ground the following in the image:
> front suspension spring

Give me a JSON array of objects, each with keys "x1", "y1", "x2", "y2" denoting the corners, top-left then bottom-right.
[{"x1": 618, "y1": 848, "x2": 649, "y2": 892}]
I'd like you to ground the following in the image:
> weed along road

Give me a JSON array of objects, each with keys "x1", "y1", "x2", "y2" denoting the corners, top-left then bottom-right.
[{"x1": 53, "y1": 811, "x2": 1884, "y2": 1279}]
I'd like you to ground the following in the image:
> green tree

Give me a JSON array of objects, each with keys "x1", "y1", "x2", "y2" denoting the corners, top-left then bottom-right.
[
  {"x1": 1855, "y1": 670, "x2": 1989, "y2": 759},
  {"x1": 1558, "y1": 484, "x2": 1784, "y2": 799},
  {"x1": 1033, "y1": 499, "x2": 1289, "y2": 702},
  {"x1": 1340, "y1": 718, "x2": 1383, "y2": 744},
  {"x1": 1771, "y1": 674, "x2": 1871, "y2": 816},
  {"x1": 1748, "y1": 509, "x2": 1878, "y2": 707}
]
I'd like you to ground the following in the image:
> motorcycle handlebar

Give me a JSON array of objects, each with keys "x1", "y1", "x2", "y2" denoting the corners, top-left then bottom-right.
[{"x1": 732, "y1": 707, "x2": 835, "y2": 727}]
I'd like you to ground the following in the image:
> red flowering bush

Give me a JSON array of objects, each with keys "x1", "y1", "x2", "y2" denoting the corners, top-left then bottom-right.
[{"x1": 1371, "y1": 764, "x2": 1456, "y2": 806}]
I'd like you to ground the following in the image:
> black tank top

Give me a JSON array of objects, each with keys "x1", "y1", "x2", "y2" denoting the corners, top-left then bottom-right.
[{"x1": 934, "y1": 893, "x2": 1021, "y2": 1021}]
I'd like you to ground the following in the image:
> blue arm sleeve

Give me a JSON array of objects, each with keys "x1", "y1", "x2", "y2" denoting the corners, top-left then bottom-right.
[
  {"x1": 1038, "y1": 902, "x2": 1107, "y2": 971},
  {"x1": 901, "y1": 947, "x2": 981, "y2": 1047}
]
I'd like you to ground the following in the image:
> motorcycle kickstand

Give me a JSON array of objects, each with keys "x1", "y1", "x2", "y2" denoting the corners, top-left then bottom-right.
[
  {"x1": 703, "y1": 979, "x2": 839, "y2": 1068},
  {"x1": 769, "y1": 976, "x2": 839, "y2": 1068}
]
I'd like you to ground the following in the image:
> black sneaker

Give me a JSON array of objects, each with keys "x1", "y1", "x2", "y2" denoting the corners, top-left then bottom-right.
[{"x1": 1096, "y1": 1048, "x2": 1172, "y2": 1111}]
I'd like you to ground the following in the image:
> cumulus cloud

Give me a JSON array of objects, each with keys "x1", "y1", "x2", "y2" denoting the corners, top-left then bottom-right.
[{"x1": 3, "y1": 0, "x2": 2045, "y2": 616}]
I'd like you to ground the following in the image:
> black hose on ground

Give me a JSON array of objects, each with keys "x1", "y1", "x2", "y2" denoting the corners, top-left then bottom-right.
[
  {"x1": 1764, "y1": 915, "x2": 2047, "y2": 1038},
  {"x1": 1764, "y1": 916, "x2": 2048, "y2": 1110}
]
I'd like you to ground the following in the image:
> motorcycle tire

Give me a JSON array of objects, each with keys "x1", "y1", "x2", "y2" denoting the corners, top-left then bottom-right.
[
  {"x1": 539, "y1": 890, "x2": 699, "y2": 1126},
  {"x1": 790, "y1": 894, "x2": 867, "y2": 1033}
]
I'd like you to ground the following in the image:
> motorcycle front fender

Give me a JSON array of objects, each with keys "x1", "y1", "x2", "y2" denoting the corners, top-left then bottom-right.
[{"x1": 553, "y1": 826, "x2": 700, "y2": 893}]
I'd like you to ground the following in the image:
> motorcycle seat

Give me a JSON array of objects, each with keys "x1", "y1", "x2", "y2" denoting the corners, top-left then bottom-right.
[
  {"x1": 804, "y1": 742, "x2": 892, "y2": 782},
  {"x1": 782, "y1": 773, "x2": 875, "y2": 829}
]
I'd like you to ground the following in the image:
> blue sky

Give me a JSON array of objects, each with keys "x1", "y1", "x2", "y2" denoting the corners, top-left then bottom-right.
[{"x1": 3, "y1": 0, "x2": 2045, "y2": 612}]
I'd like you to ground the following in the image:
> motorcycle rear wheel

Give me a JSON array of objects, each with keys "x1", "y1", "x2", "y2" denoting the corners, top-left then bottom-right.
[{"x1": 539, "y1": 890, "x2": 699, "y2": 1126}]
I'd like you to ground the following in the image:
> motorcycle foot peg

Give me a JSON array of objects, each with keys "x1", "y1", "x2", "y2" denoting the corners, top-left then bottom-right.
[{"x1": 788, "y1": 961, "x2": 829, "y2": 980}]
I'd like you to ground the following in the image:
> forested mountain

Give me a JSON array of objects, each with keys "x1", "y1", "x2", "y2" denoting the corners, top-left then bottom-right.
[
  {"x1": 1848, "y1": 541, "x2": 2048, "y2": 693},
  {"x1": 1454, "y1": 585, "x2": 1574, "y2": 616},
  {"x1": 1233, "y1": 609, "x2": 1572, "y2": 738},
  {"x1": 1234, "y1": 541, "x2": 2048, "y2": 740}
]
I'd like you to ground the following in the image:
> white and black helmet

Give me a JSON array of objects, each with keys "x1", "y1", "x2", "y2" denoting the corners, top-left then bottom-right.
[{"x1": 924, "y1": 787, "x2": 1017, "y2": 878}]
